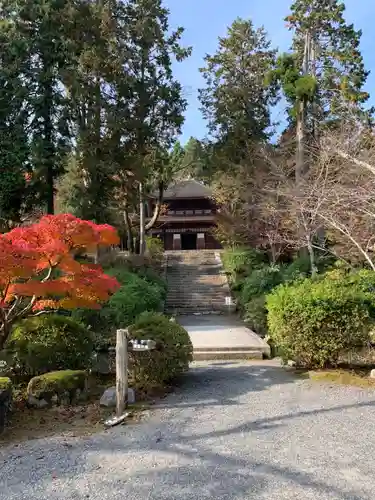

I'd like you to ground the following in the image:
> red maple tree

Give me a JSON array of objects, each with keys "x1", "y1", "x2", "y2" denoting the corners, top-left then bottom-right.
[{"x1": 0, "y1": 214, "x2": 121, "y2": 349}]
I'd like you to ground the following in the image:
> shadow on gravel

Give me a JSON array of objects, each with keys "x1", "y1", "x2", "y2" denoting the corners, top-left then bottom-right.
[
  {"x1": 103, "y1": 441, "x2": 366, "y2": 500},
  {"x1": 155, "y1": 363, "x2": 295, "y2": 410},
  {"x1": 3, "y1": 363, "x2": 375, "y2": 500}
]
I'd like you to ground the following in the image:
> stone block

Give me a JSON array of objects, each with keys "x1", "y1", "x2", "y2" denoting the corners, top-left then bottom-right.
[
  {"x1": 27, "y1": 395, "x2": 50, "y2": 409},
  {"x1": 100, "y1": 386, "x2": 135, "y2": 407}
]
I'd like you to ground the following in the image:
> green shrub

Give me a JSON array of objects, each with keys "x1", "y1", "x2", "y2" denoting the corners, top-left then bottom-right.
[
  {"x1": 146, "y1": 236, "x2": 164, "y2": 260},
  {"x1": 104, "y1": 278, "x2": 162, "y2": 324},
  {"x1": 133, "y1": 267, "x2": 167, "y2": 300},
  {"x1": 119, "y1": 253, "x2": 162, "y2": 274},
  {"x1": 128, "y1": 312, "x2": 193, "y2": 390},
  {"x1": 0, "y1": 377, "x2": 12, "y2": 392},
  {"x1": 281, "y1": 254, "x2": 312, "y2": 283},
  {"x1": 243, "y1": 296, "x2": 268, "y2": 337},
  {"x1": 106, "y1": 265, "x2": 167, "y2": 301},
  {"x1": 267, "y1": 276, "x2": 373, "y2": 369},
  {"x1": 240, "y1": 265, "x2": 285, "y2": 305},
  {"x1": 7, "y1": 315, "x2": 93, "y2": 376},
  {"x1": 73, "y1": 270, "x2": 164, "y2": 337},
  {"x1": 222, "y1": 247, "x2": 266, "y2": 281},
  {"x1": 104, "y1": 266, "x2": 135, "y2": 285},
  {"x1": 281, "y1": 253, "x2": 335, "y2": 283},
  {"x1": 0, "y1": 376, "x2": 12, "y2": 434},
  {"x1": 27, "y1": 370, "x2": 87, "y2": 403}
]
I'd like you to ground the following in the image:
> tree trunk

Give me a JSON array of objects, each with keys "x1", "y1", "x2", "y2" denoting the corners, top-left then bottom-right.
[
  {"x1": 145, "y1": 181, "x2": 164, "y2": 231},
  {"x1": 139, "y1": 182, "x2": 145, "y2": 255},
  {"x1": 295, "y1": 98, "x2": 306, "y2": 185},
  {"x1": 296, "y1": 30, "x2": 311, "y2": 185},
  {"x1": 123, "y1": 209, "x2": 134, "y2": 253},
  {"x1": 42, "y1": 66, "x2": 55, "y2": 214},
  {"x1": 0, "y1": 321, "x2": 10, "y2": 352},
  {"x1": 307, "y1": 237, "x2": 317, "y2": 276}
]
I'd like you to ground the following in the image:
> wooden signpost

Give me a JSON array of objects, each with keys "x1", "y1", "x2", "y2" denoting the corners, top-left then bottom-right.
[
  {"x1": 105, "y1": 329, "x2": 157, "y2": 428},
  {"x1": 116, "y1": 328, "x2": 128, "y2": 417}
]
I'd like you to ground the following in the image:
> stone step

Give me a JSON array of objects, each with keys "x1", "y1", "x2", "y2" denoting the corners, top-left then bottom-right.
[
  {"x1": 167, "y1": 283, "x2": 229, "y2": 288},
  {"x1": 166, "y1": 292, "x2": 227, "y2": 295},
  {"x1": 167, "y1": 293, "x2": 228, "y2": 297},
  {"x1": 165, "y1": 301, "x2": 228, "y2": 309},
  {"x1": 165, "y1": 249, "x2": 232, "y2": 314},
  {"x1": 167, "y1": 284, "x2": 228, "y2": 288},
  {"x1": 166, "y1": 301, "x2": 226, "y2": 305},
  {"x1": 194, "y1": 346, "x2": 258, "y2": 353},
  {"x1": 193, "y1": 350, "x2": 263, "y2": 361},
  {"x1": 165, "y1": 308, "x2": 236, "y2": 315}
]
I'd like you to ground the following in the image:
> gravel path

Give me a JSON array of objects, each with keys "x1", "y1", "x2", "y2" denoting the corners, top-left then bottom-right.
[{"x1": 2, "y1": 360, "x2": 375, "y2": 499}]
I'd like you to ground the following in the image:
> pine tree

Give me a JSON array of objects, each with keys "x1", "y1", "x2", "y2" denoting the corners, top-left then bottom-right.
[{"x1": 199, "y1": 18, "x2": 278, "y2": 160}]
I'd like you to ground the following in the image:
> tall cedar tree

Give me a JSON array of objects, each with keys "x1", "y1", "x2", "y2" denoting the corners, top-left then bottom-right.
[
  {"x1": 0, "y1": 13, "x2": 30, "y2": 229},
  {"x1": 1, "y1": 0, "x2": 74, "y2": 214},
  {"x1": 199, "y1": 18, "x2": 278, "y2": 163},
  {"x1": 286, "y1": 0, "x2": 370, "y2": 122},
  {"x1": 112, "y1": 0, "x2": 190, "y2": 250},
  {"x1": 58, "y1": 0, "x2": 190, "y2": 232},
  {"x1": 60, "y1": 0, "x2": 119, "y2": 223},
  {"x1": 181, "y1": 138, "x2": 212, "y2": 182}
]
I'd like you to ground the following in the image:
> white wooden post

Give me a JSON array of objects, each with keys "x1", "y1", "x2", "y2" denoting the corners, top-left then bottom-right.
[
  {"x1": 116, "y1": 329, "x2": 128, "y2": 417},
  {"x1": 105, "y1": 334, "x2": 157, "y2": 428}
]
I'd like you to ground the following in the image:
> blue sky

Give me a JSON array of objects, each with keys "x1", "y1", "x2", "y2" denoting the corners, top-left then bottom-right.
[{"x1": 164, "y1": 0, "x2": 375, "y2": 144}]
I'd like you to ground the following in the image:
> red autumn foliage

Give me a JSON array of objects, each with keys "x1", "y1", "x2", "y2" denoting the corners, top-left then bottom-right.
[{"x1": 0, "y1": 214, "x2": 121, "y2": 349}]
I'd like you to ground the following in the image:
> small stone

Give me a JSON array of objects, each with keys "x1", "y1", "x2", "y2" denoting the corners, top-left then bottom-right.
[
  {"x1": 100, "y1": 386, "x2": 135, "y2": 407},
  {"x1": 287, "y1": 360, "x2": 296, "y2": 367},
  {"x1": 27, "y1": 395, "x2": 49, "y2": 409},
  {"x1": 100, "y1": 387, "x2": 116, "y2": 407},
  {"x1": 370, "y1": 369, "x2": 375, "y2": 379}
]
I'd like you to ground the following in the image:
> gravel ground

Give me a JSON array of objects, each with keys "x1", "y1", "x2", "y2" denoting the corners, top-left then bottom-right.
[{"x1": 1, "y1": 360, "x2": 375, "y2": 500}]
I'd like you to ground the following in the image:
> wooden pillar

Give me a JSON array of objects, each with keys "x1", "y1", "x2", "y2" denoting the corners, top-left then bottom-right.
[
  {"x1": 197, "y1": 233, "x2": 205, "y2": 250},
  {"x1": 173, "y1": 233, "x2": 181, "y2": 250}
]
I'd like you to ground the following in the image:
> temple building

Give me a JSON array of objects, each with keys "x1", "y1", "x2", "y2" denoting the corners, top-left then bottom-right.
[{"x1": 147, "y1": 179, "x2": 221, "y2": 251}]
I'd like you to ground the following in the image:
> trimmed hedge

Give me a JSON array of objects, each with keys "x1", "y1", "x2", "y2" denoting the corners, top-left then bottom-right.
[
  {"x1": 128, "y1": 312, "x2": 193, "y2": 390},
  {"x1": 27, "y1": 370, "x2": 87, "y2": 404},
  {"x1": 267, "y1": 274, "x2": 373, "y2": 368},
  {"x1": 7, "y1": 315, "x2": 93, "y2": 376},
  {"x1": 236, "y1": 254, "x2": 336, "y2": 337}
]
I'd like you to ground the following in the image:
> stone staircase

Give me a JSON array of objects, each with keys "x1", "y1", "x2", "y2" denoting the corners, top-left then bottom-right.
[
  {"x1": 164, "y1": 250, "x2": 270, "y2": 361},
  {"x1": 164, "y1": 250, "x2": 234, "y2": 316}
]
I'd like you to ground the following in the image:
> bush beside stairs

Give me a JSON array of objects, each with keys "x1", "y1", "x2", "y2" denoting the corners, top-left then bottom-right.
[{"x1": 164, "y1": 250, "x2": 269, "y2": 361}]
